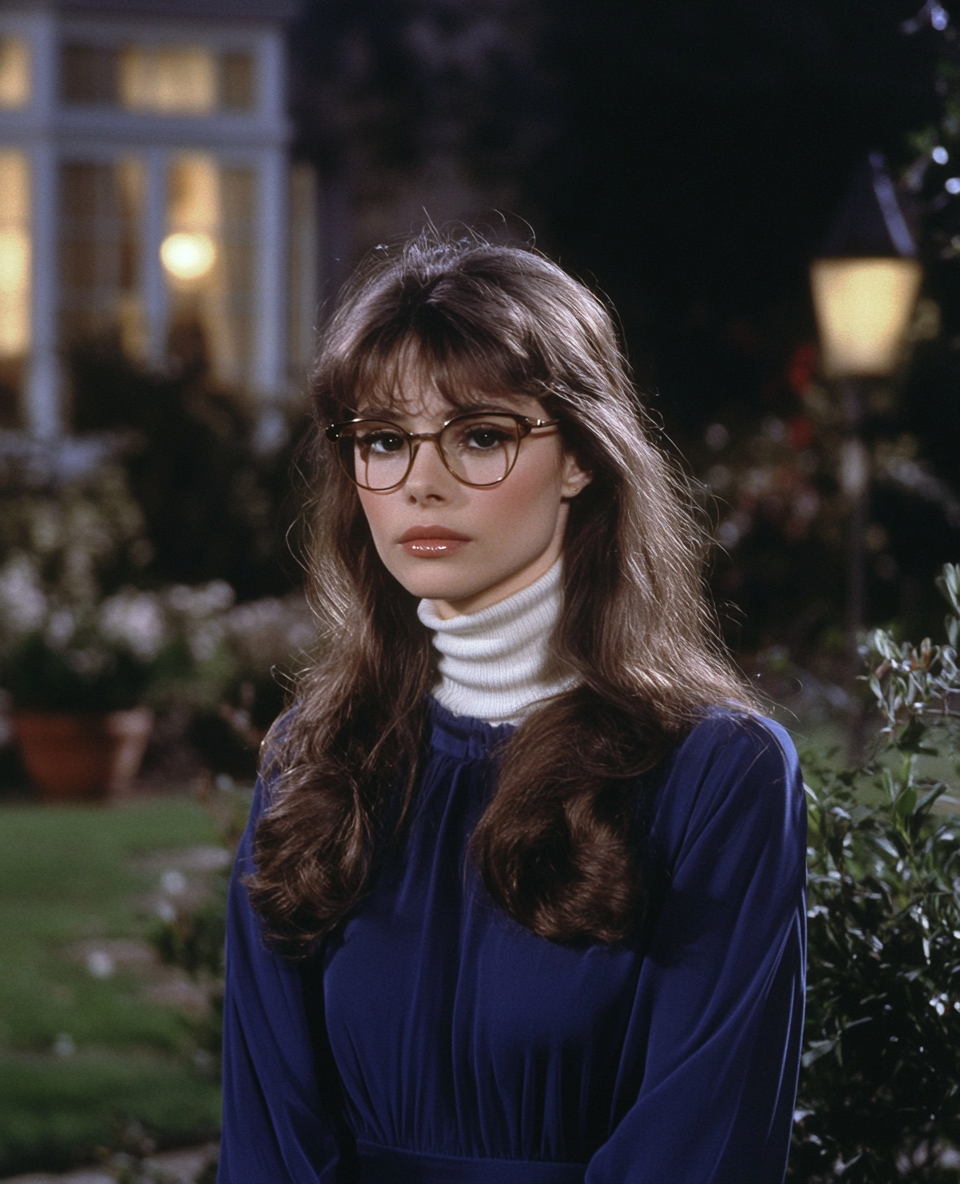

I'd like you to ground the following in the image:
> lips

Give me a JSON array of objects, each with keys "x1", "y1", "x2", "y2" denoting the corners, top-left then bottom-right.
[{"x1": 399, "y1": 525, "x2": 470, "y2": 557}]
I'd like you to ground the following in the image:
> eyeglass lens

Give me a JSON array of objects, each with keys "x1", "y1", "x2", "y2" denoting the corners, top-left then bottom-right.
[{"x1": 341, "y1": 414, "x2": 523, "y2": 490}]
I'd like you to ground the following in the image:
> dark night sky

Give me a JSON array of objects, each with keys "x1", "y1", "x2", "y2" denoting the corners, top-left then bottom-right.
[
  {"x1": 526, "y1": 0, "x2": 943, "y2": 424},
  {"x1": 290, "y1": 0, "x2": 946, "y2": 429}
]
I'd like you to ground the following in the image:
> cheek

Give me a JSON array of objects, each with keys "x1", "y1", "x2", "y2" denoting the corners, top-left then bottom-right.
[
  {"x1": 356, "y1": 490, "x2": 397, "y2": 554},
  {"x1": 490, "y1": 458, "x2": 565, "y2": 532}
]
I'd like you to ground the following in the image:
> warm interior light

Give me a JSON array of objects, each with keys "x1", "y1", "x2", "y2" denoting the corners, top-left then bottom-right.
[
  {"x1": 0, "y1": 37, "x2": 30, "y2": 108},
  {"x1": 811, "y1": 257, "x2": 922, "y2": 378},
  {"x1": 160, "y1": 231, "x2": 216, "y2": 281},
  {"x1": 120, "y1": 45, "x2": 216, "y2": 114},
  {"x1": 0, "y1": 151, "x2": 30, "y2": 355}
]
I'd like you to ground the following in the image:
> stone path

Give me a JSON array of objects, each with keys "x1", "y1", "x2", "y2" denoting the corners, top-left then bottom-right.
[
  {"x1": 0, "y1": 1144, "x2": 218, "y2": 1184},
  {"x1": 3, "y1": 844, "x2": 228, "y2": 1184}
]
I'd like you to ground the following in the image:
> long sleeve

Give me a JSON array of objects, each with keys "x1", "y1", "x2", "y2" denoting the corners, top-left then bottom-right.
[
  {"x1": 585, "y1": 714, "x2": 806, "y2": 1184},
  {"x1": 218, "y1": 777, "x2": 342, "y2": 1183}
]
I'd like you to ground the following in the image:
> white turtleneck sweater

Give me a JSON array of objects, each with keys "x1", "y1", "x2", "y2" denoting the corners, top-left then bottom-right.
[{"x1": 416, "y1": 560, "x2": 577, "y2": 726}]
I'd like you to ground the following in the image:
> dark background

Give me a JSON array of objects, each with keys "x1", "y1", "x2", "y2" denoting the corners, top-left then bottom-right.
[
  {"x1": 281, "y1": 0, "x2": 960, "y2": 658},
  {"x1": 288, "y1": 0, "x2": 940, "y2": 419}
]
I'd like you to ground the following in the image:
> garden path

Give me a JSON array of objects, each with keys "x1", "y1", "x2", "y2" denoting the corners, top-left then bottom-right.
[{"x1": 0, "y1": 1143, "x2": 217, "y2": 1184}]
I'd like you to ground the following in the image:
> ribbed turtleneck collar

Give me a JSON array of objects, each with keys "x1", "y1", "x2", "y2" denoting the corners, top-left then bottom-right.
[{"x1": 416, "y1": 560, "x2": 577, "y2": 726}]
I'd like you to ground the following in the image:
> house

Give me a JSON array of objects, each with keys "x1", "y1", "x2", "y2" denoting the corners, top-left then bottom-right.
[{"x1": 0, "y1": 0, "x2": 314, "y2": 439}]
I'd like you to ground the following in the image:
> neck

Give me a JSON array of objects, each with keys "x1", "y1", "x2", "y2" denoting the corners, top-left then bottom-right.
[{"x1": 417, "y1": 560, "x2": 577, "y2": 725}]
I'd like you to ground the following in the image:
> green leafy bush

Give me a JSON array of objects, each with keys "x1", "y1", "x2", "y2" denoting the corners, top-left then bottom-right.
[{"x1": 791, "y1": 564, "x2": 960, "y2": 1182}]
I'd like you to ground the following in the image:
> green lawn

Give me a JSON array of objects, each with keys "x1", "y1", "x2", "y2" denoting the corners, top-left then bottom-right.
[{"x1": 0, "y1": 797, "x2": 225, "y2": 1175}]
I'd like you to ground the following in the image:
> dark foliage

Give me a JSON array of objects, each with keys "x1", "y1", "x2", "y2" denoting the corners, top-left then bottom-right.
[
  {"x1": 69, "y1": 337, "x2": 304, "y2": 602},
  {"x1": 791, "y1": 565, "x2": 960, "y2": 1181}
]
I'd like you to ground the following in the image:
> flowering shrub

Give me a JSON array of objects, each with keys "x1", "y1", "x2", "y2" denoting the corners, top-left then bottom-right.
[
  {"x1": 694, "y1": 330, "x2": 958, "y2": 658},
  {"x1": 791, "y1": 564, "x2": 960, "y2": 1182},
  {"x1": 0, "y1": 464, "x2": 314, "y2": 717},
  {"x1": 185, "y1": 592, "x2": 314, "y2": 774},
  {"x1": 0, "y1": 564, "x2": 237, "y2": 712}
]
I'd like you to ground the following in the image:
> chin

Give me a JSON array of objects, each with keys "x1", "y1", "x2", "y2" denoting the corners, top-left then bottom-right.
[
  {"x1": 387, "y1": 567, "x2": 485, "y2": 606},
  {"x1": 403, "y1": 578, "x2": 479, "y2": 603}
]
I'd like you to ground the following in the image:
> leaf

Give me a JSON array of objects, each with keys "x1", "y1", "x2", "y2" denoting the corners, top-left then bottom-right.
[
  {"x1": 895, "y1": 786, "x2": 918, "y2": 824},
  {"x1": 802, "y1": 1038, "x2": 837, "y2": 1067},
  {"x1": 897, "y1": 719, "x2": 929, "y2": 755}
]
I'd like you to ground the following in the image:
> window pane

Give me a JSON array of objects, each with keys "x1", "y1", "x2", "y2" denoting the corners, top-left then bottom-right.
[
  {"x1": 220, "y1": 51, "x2": 255, "y2": 110},
  {"x1": 119, "y1": 45, "x2": 216, "y2": 114},
  {"x1": 61, "y1": 44, "x2": 118, "y2": 105},
  {"x1": 59, "y1": 158, "x2": 145, "y2": 356},
  {"x1": 163, "y1": 154, "x2": 255, "y2": 389},
  {"x1": 287, "y1": 163, "x2": 317, "y2": 378},
  {"x1": 217, "y1": 165, "x2": 255, "y2": 385},
  {"x1": 0, "y1": 150, "x2": 30, "y2": 357},
  {"x1": 65, "y1": 42, "x2": 253, "y2": 114},
  {"x1": 0, "y1": 37, "x2": 30, "y2": 108}
]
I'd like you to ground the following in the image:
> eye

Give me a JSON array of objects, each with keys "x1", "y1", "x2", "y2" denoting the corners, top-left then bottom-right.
[
  {"x1": 357, "y1": 427, "x2": 407, "y2": 455},
  {"x1": 459, "y1": 420, "x2": 512, "y2": 451}
]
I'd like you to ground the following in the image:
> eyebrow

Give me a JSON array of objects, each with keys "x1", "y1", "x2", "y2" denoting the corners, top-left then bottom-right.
[{"x1": 351, "y1": 401, "x2": 523, "y2": 422}]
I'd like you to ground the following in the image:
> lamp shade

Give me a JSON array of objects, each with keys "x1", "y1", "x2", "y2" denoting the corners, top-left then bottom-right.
[
  {"x1": 810, "y1": 256, "x2": 921, "y2": 378},
  {"x1": 811, "y1": 153, "x2": 921, "y2": 379}
]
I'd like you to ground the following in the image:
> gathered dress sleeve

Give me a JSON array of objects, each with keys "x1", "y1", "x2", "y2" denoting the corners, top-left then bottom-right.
[
  {"x1": 218, "y1": 776, "x2": 342, "y2": 1184},
  {"x1": 585, "y1": 714, "x2": 807, "y2": 1184}
]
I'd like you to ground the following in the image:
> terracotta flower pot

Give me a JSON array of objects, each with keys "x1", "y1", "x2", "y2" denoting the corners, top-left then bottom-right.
[{"x1": 12, "y1": 707, "x2": 154, "y2": 802}]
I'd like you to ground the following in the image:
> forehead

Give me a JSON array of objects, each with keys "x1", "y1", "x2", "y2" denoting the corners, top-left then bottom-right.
[{"x1": 355, "y1": 370, "x2": 545, "y2": 424}]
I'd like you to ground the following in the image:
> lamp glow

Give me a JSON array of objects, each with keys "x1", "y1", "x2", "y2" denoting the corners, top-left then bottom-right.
[
  {"x1": 160, "y1": 231, "x2": 216, "y2": 281},
  {"x1": 810, "y1": 257, "x2": 921, "y2": 379}
]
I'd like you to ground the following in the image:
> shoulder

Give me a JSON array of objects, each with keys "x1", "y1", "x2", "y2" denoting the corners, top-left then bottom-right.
[
  {"x1": 234, "y1": 706, "x2": 298, "y2": 868},
  {"x1": 646, "y1": 708, "x2": 806, "y2": 875},
  {"x1": 670, "y1": 707, "x2": 800, "y2": 788}
]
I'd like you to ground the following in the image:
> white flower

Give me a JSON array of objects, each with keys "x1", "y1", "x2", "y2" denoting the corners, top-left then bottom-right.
[
  {"x1": 53, "y1": 1032, "x2": 75, "y2": 1057},
  {"x1": 45, "y1": 608, "x2": 75, "y2": 648},
  {"x1": 86, "y1": 950, "x2": 115, "y2": 979},
  {"x1": 160, "y1": 869, "x2": 187, "y2": 896},
  {"x1": 0, "y1": 555, "x2": 47, "y2": 636},
  {"x1": 186, "y1": 620, "x2": 227, "y2": 664},
  {"x1": 167, "y1": 580, "x2": 235, "y2": 617},
  {"x1": 99, "y1": 590, "x2": 167, "y2": 661}
]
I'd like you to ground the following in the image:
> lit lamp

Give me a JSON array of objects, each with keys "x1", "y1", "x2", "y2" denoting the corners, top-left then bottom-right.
[
  {"x1": 810, "y1": 152, "x2": 921, "y2": 745},
  {"x1": 811, "y1": 256, "x2": 921, "y2": 379},
  {"x1": 160, "y1": 231, "x2": 217, "y2": 283}
]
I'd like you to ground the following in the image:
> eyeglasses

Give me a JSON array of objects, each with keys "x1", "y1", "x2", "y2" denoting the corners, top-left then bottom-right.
[{"x1": 325, "y1": 410, "x2": 560, "y2": 491}]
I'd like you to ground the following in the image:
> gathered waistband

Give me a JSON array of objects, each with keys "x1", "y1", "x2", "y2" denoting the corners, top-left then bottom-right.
[{"x1": 356, "y1": 1141, "x2": 587, "y2": 1183}]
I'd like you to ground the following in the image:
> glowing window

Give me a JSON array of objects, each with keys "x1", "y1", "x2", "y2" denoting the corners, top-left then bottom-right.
[
  {"x1": 119, "y1": 46, "x2": 216, "y2": 114},
  {"x1": 0, "y1": 37, "x2": 30, "y2": 108},
  {"x1": 163, "y1": 154, "x2": 256, "y2": 388},
  {"x1": 0, "y1": 151, "x2": 30, "y2": 357},
  {"x1": 0, "y1": 146, "x2": 29, "y2": 355},
  {"x1": 60, "y1": 43, "x2": 256, "y2": 114}
]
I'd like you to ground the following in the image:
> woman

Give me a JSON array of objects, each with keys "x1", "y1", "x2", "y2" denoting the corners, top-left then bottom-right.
[{"x1": 219, "y1": 236, "x2": 806, "y2": 1183}]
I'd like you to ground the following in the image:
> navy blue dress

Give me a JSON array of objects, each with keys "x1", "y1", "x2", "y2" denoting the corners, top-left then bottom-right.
[{"x1": 219, "y1": 702, "x2": 806, "y2": 1183}]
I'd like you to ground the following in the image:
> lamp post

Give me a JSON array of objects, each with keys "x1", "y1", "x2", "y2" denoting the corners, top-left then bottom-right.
[{"x1": 810, "y1": 152, "x2": 921, "y2": 752}]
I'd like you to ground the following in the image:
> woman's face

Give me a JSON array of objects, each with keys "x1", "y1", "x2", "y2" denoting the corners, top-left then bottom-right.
[{"x1": 354, "y1": 377, "x2": 592, "y2": 618}]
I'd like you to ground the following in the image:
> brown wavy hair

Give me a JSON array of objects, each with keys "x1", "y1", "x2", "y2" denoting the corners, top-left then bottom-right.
[{"x1": 248, "y1": 234, "x2": 755, "y2": 954}]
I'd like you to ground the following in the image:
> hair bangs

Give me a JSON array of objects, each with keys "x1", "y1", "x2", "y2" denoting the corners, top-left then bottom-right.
[{"x1": 316, "y1": 276, "x2": 554, "y2": 425}]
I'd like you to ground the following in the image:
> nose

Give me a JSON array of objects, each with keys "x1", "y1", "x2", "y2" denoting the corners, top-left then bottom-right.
[{"x1": 402, "y1": 435, "x2": 457, "y2": 502}]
